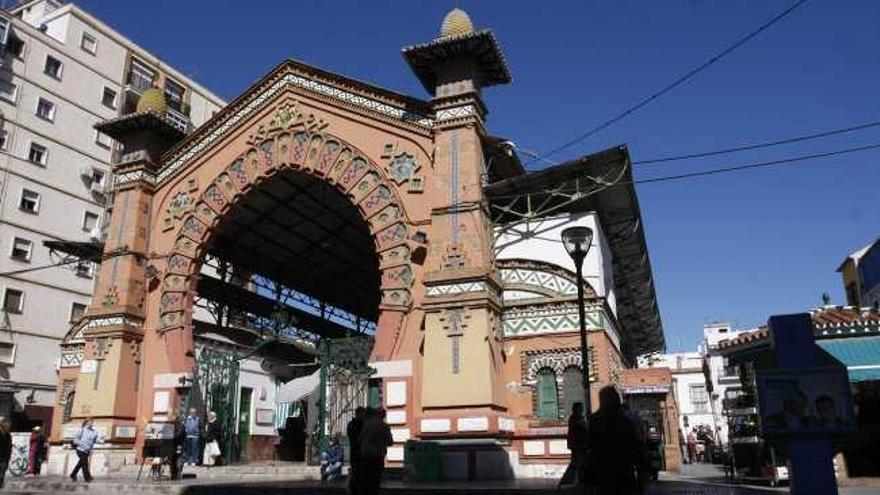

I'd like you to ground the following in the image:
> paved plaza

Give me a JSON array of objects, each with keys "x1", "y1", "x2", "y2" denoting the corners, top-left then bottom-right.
[{"x1": 6, "y1": 464, "x2": 880, "y2": 495}]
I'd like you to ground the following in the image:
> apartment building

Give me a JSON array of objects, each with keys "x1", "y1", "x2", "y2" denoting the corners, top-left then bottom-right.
[
  {"x1": 640, "y1": 323, "x2": 748, "y2": 446},
  {"x1": 0, "y1": 0, "x2": 223, "y2": 430}
]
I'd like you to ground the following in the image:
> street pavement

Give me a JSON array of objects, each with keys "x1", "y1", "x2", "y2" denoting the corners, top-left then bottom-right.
[{"x1": 5, "y1": 464, "x2": 880, "y2": 494}]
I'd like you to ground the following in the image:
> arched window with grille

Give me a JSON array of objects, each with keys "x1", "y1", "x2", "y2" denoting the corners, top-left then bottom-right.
[
  {"x1": 62, "y1": 391, "x2": 75, "y2": 423},
  {"x1": 536, "y1": 368, "x2": 559, "y2": 420},
  {"x1": 561, "y1": 366, "x2": 583, "y2": 416}
]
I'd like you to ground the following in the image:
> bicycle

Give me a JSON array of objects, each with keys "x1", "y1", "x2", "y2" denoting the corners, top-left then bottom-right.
[{"x1": 7, "y1": 444, "x2": 29, "y2": 477}]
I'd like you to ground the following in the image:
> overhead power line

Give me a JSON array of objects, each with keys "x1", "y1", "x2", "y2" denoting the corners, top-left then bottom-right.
[
  {"x1": 634, "y1": 119, "x2": 880, "y2": 165},
  {"x1": 0, "y1": 248, "x2": 126, "y2": 277},
  {"x1": 634, "y1": 142, "x2": 880, "y2": 184},
  {"x1": 526, "y1": 0, "x2": 810, "y2": 166},
  {"x1": 492, "y1": 141, "x2": 880, "y2": 200}
]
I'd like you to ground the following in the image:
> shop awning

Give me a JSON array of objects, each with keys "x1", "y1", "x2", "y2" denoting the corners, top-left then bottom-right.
[
  {"x1": 277, "y1": 369, "x2": 320, "y2": 403},
  {"x1": 818, "y1": 336, "x2": 880, "y2": 382}
]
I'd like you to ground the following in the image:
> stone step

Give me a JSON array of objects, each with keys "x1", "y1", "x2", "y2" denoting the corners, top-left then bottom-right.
[{"x1": 111, "y1": 462, "x2": 321, "y2": 478}]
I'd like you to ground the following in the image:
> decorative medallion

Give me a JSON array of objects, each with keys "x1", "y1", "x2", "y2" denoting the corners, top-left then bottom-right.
[{"x1": 387, "y1": 153, "x2": 420, "y2": 185}]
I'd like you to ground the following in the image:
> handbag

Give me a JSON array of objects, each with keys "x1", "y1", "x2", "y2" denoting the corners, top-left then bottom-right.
[{"x1": 203, "y1": 441, "x2": 220, "y2": 465}]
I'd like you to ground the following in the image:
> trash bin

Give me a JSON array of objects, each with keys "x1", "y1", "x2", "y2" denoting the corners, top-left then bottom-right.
[{"x1": 404, "y1": 440, "x2": 442, "y2": 482}]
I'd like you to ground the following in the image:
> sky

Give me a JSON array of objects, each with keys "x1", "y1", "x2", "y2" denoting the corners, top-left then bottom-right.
[{"x1": 71, "y1": 0, "x2": 880, "y2": 352}]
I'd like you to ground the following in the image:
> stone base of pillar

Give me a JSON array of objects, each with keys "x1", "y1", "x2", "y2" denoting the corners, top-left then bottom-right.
[{"x1": 45, "y1": 444, "x2": 137, "y2": 477}]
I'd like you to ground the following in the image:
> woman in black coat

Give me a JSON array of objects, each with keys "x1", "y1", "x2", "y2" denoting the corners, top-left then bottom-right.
[{"x1": 204, "y1": 411, "x2": 222, "y2": 466}]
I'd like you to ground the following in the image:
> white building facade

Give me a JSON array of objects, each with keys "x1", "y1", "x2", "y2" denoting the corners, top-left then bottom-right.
[
  {"x1": 0, "y1": 0, "x2": 223, "y2": 429},
  {"x1": 641, "y1": 323, "x2": 748, "y2": 446}
]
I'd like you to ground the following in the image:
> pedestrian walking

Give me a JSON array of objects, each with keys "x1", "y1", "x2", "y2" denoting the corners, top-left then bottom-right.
[
  {"x1": 27, "y1": 426, "x2": 47, "y2": 475},
  {"x1": 183, "y1": 408, "x2": 202, "y2": 466},
  {"x1": 586, "y1": 386, "x2": 646, "y2": 495},
  {"x1": 678, "y1": 428, "x2": 687, "y2": 465},
  {"x1": 169, "y1": 414, "x2": 187, "y2": 480},
  {"x1": 345, "y1": 406, "x2": 367, "y2": 495},
  {"x1": 686, "y1": 430, "x2": 697, "y2": 465},
  {"x1": 358, "y1": 408, "x2": 393, "y2": 495},
  {"x1": 563, "y1": 402, "x2": 589, "y2": 485},
  {"x1": 0, "y1": 417, "x2": 12, "y2": 488},
  {"x1": 203, "y1": 411, "x2": 222, "y2": 467},
  {"x1": 70, "y1": 418, "x2": 101, "y2": 482}
]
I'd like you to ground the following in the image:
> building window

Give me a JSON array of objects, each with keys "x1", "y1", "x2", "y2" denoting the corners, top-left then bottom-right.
[
  {"x1": 90, "y1": 168, "x2": 105, "y2": 188},
  {"x1": 164, "y1": 79, "x2": 185, "y2": 112},
  {"x1": 27, "y1": 142, "x2": 47, "y2": 165},
  {"x1": 0, "y1": 342, "x2": 14, "y2": 365},
  {"x1": 127, "y1": 59, "x2": 155, "y2": 92},
  {"x1": 95, "y1": 130, "x2": 112, "y2": 148},
  {"x1": 82, "y1": 211, "x2": 99, "y2": 232},
  {"x1": 70, "y1": 302, "x2": 87, "y2": 322},
  {"x1": 19, "y1": 189, "x2": 40, "y2": 213},
  {"x1": 3, "y1": 288, "x2": 24, "y2": 314},
  {"x1": 35, "y1": 98, "x2": 56, "y2": 121},
  {"x1": 561, "y1": 366, "x2": 583, "y2": 417},
  {"x1": 0, "y1": 81, "x2": 18, "y2": 104},
  {"x1": 0, "y1": 129, "x2": 9, "y2": 151},
  {"x1": 101, "y1": 87, "x2": 117, "y2": 109},
  {"x1": 43, "y1": 55, "x2": 63, "y2": 79},
  {"x1": 62, "y1": 391, "x2": 75, "y2": 423},
  {"x1": 536, "y1": 368, "x2": 559, "y2": 420},
  {"x1": 6, "y1": 34, "x2": 25, "y2": 59},
  {"x1": 0, "y1": 17, "x2": 8, "y2": 46},
  {"x1": 690, "y1": 384, "x2": 709, "y2": 413},
  {"x1": 10, "y1": 237, "x2": 32, "y2": 262},
  {"x1": 81, "y1": 32, "x2": 97, "y2": 54}
]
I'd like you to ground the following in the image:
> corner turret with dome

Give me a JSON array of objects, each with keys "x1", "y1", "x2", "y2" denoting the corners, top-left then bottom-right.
[{"x1": 403, "y1": 7, "x2": 511, "y2": 97}]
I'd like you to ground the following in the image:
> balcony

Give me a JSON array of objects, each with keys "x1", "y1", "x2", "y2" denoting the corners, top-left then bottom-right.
[
  {"x1": 165, "y1": 107, "x2": 193, "y2": 133},
  {"x1": 121, "y1": 88, "x2": 194, "y2": 134},
  {"x1": 716, "y1": 366, "x2": 740, "y2": 383}
]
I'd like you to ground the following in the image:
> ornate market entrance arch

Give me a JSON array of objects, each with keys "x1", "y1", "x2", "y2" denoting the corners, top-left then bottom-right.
[{"x1": 52, "y1": 14, "x2": 515, "y2": 468}]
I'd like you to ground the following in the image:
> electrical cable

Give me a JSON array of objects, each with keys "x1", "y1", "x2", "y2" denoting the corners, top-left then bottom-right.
[
  {"x1": 490, "y1": 141, "x2": 880, "y2": 200},
  {"x1": 634, "y1": 119, "x2": 880, "y2": 165},
  {"x1": 0, "y1": 248, "x2": 127, "y2": 277},
  {"x1": 634, "y1": 142, "x2": 880, "y2": 184},
  {"x1": 525, "y1": 0, "x2": 810, "y2": 166}
]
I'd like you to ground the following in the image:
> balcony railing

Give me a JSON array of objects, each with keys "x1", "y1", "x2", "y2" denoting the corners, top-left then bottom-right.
[
  {"x1": 126, "y1": 70, "x2": 155, "y2": 93},
  {"x1": 165, "y1": 107, "x2": 193, "y2": 133}
]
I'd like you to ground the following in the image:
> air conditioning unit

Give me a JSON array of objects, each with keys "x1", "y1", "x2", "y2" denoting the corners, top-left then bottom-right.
[
  {"x1": 74, "y1": 261, "x2": 92, "y2": 278},
  {"x1": 90, "y1": 180, "x2": 105, "y2": 194},
  {"x1": 88, "y1": 225, "x2": 104, "y2": 243}
]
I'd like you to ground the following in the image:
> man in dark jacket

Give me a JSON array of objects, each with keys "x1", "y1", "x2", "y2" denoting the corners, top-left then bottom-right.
[
  {"x1": 358, "y1": 408, "x2": 392, "y2": 495},
  {"x1": 169, "y1": 415, "x2": 187, "y2": 480},
  {"x1": 345, "y1": 407, "x2": 367, "y2": 495}
]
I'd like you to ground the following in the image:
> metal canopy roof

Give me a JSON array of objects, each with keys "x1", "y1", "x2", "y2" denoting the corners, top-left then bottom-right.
[
  {"x1": 485, "y1": 146, "x2": 665, "y2": 357},
  {"x1": 206, "y1": 169, "x2": 381, "y2": 322},
  {"x1": 195, "y1": 275, "x2": 355, "y2": 340}
]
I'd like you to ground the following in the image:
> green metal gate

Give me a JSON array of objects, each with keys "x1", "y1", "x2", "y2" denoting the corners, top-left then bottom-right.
[
  {"x1": 192, "y1": 346, "x2": 240, "y2": 465},
  {"x1": 314, "y1": 337, "x2": 374, "y2": 456}
]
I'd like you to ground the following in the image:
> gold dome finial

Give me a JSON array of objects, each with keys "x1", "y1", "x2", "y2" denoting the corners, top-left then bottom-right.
[
  {"x1": 136, "y1": 87, "x2": 167, "y2": 116},
  {"x1": 440, "y1": 7, "x2": 474, "y2": 38}
]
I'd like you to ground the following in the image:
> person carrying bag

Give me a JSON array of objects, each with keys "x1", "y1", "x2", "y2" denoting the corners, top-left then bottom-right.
[{"x1": 203, "y1": 411, "x2": 222, "y2": 467}]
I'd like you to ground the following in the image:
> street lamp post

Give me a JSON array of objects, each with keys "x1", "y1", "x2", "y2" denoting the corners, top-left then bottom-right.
[{"x1": 561, "y1": 226, "x2": 594, "y2": 413}]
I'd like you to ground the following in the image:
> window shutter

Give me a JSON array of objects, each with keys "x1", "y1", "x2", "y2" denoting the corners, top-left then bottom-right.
[
  {"x1": 561, "y1": 366, "x2": 582, "y2": 416},
  {"x1": 537, "y1": 369, "x2": 558, "y2": 420}
]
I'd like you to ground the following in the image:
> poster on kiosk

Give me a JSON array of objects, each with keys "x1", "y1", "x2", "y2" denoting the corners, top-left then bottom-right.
[{"x1": 756, "y1": 367, "x2": 856, "y2": 435}]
